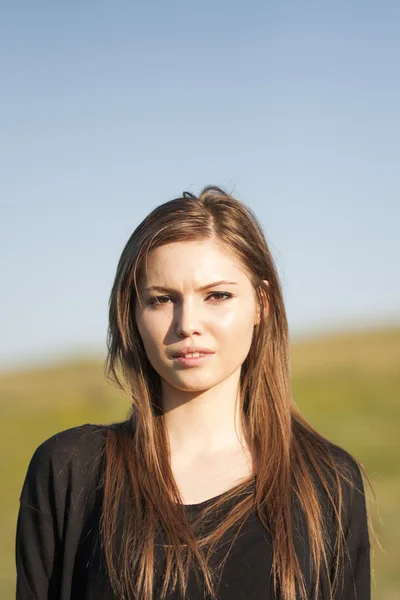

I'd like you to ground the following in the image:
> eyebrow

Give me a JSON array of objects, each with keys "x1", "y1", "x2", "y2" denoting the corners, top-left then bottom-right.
[{"x1": 140, "y1": 280, "x2": 238, "y2": 293}]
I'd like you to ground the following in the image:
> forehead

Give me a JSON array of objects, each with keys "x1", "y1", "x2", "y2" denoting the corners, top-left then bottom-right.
[{"x1": 139, "y1": 240, "x2": 250, "y2": 285}]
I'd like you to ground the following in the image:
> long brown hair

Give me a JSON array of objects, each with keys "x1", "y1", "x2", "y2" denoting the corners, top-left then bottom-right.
[{"x1": 102, "y1": 185, "x2": 374, "y2": 600}]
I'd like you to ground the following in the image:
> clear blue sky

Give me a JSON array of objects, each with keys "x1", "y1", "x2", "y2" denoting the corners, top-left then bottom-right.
[{"x1": 1, "y1": 1, "x2": 399, "y2": 371}]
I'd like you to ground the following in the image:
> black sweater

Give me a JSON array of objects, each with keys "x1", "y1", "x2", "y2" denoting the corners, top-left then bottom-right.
[{"x1": 15, "y1": 423, "x2": 371, "y2": 599}]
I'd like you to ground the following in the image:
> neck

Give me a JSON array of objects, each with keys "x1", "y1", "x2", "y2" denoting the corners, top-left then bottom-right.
[{"x1": 161, "y1": 368, "x2": 248, "y2": 457}]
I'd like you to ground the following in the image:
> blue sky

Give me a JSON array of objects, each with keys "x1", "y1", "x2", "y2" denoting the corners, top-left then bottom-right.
[{"x1": 1, "y1": 1, "x2": 399, "y2": 371}]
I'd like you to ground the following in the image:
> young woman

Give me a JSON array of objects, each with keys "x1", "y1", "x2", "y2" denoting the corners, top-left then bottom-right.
[{"x1": 16, "y1": 186, "x2": 372, "y2": 600}]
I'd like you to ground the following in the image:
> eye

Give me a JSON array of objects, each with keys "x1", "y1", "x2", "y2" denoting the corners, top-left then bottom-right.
[
  {"x1": 208, "y1": 292, "x2": 233, "y2": 302},
  {"x1": 147, "y1": 292, "x2": 233, "y2": 307},
  {"x1": 147, "y1": 295, "x2": 171, "y2": 306}
]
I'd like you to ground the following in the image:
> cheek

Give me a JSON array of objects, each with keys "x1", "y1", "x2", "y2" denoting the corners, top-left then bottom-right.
[
  {"x1": 215, "y1": 307, "x2": 255, "y2": 337},
  {"x1": 212, "y1": 317, "x2": 255, "y2": 375},
  {"x1": 211, "y1": 312, "x2": 256, "y2": 366},
  {"x1": 136, "y1": 312, "x2": 165, "y2": 353}
]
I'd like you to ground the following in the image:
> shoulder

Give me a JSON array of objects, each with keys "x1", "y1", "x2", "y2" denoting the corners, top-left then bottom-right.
[
  {"x1": 324, "y1": 441, "x2": 367, "y2": 501},
  {"x1": 319, "y1": 440, "x2": 371, "y2": 550},
  {"x1": 20, "y1": 423, "x2": 113, "y2": 511},
  {"x1": 25, "y1": 423, "x2": 108, "y2": 472},
  {"x1": 298, "y1": 433, "x2": 367, "y2": 505}
]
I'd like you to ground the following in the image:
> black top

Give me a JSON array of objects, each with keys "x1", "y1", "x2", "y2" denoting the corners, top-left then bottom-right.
[{"x1": 15, "y1": 423, "x2": 371, "y2": 600}]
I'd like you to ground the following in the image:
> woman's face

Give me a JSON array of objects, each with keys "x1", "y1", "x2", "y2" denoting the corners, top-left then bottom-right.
[{"x1": 135, "y1": 239, "x2": 263, "y2": 395}]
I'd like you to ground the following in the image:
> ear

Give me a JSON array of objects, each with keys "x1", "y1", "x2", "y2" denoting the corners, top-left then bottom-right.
[{"x1": 254, "y1": 280, "x2": 269, "y2": 326}]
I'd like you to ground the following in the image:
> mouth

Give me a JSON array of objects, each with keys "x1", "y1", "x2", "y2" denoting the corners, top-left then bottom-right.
[
  {"x1": 172, "y1": 347, "x2": 214, "y2": 358},
  {"x1": 176, "y1": 352, "x2": 207, "y2": 358},
  {"x1": 172, "y1": 353, "x2": 214, "y2": 367}
]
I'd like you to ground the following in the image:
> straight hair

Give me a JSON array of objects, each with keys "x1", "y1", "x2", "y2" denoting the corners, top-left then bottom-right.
[{"x1": 101, "y1": 185, "x2": 374, "y2": 600}]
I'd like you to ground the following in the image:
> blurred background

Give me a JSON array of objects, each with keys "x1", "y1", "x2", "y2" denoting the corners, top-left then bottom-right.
[{"x1": 1, "y1": 1, "x2": 399, "y2": 598}]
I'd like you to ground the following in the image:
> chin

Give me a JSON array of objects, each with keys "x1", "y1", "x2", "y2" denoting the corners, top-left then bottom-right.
[{"x1": 169, "y1": 373, "x2": 220, "y2": 391}]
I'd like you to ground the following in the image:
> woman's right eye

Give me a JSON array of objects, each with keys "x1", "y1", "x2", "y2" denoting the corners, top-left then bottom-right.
[{"x1": 148, "y1": 296, "x2": 171, "y2": 306}]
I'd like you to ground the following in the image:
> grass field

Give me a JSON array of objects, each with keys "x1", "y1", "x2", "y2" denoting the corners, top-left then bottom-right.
[{"x1": 1, "y1": 325, "x2": 399, "y2": 599}]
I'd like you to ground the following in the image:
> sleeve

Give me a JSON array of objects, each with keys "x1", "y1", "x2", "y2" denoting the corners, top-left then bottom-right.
[
  {"x1": 332, "y1": 455, "x2": 371, "y2": 600},
  {"x1": 15, "y1": 436, "x2": 64, "y2": 600}
]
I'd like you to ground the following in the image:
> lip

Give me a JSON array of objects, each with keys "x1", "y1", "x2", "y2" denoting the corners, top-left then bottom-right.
[
  {"x1": 173, "y1": 354, "x2": 214, "y2": 367},
  {"x1": 172, "y1": 346, "x2": 214, "y2": 358}
]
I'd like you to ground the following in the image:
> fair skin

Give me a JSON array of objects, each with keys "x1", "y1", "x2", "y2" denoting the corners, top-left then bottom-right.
[{"x1": 135, "y1": 239, "x2": 268, "y2": 503}]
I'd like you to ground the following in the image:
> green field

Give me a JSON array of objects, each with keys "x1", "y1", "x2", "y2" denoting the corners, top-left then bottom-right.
[{"x1": 1, "y1": 325, "x2": 399, "y2": 599}]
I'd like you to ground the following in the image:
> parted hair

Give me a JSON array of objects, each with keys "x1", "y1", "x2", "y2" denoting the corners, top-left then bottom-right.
[{"x1": 102, "y1": 185, "x2": 373, "y2": 600}]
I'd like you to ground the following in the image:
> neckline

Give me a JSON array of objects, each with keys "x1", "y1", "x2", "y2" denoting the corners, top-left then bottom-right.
[
  {"x1": 179, "y1": 476, "x2": 256, "y2": 510},
  {"x1": 182, "y1": 490, "x2": 228, "y2": 510}
]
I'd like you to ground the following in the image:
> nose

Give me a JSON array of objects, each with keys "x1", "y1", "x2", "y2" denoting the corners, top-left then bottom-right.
[{"x1": 174, "y1": 297, "x2": 202, "y2": 337}]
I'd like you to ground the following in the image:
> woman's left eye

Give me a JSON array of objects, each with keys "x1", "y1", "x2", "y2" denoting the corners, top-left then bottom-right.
[
  {"x1": 208, "y1": 292, "x2": 232, "y2": 302},
  {"x1": 147, "y1": 292, "x2": 233, "y2": 306}
]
